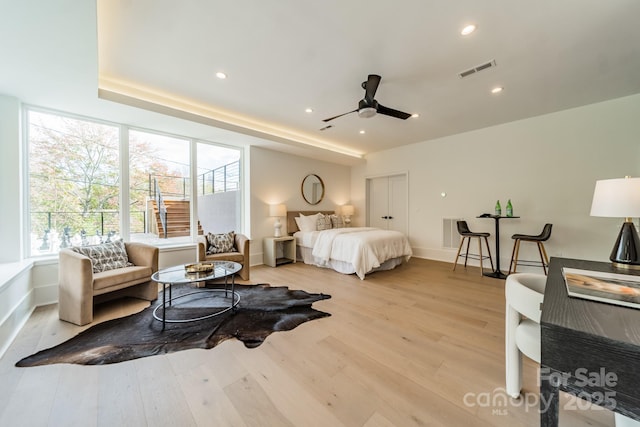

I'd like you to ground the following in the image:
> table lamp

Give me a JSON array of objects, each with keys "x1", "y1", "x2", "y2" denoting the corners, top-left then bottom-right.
[
  {"x1": 342, "y1": 205, "x2": 355, "y2": 225},
  {"x1": 590, "y1": 176, "x2": 640, "y2": 269},
  {"x1": 269, "y1": 204, "x2": 287, "y2": 237}
]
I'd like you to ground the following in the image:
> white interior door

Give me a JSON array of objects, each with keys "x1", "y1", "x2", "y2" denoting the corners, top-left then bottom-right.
[
  {"x1": 388, "y1": 174, "x2": 407, "y2": 233},
  {"x1": 366, "y1": 174, "x2": 408, "y2": 234},
  {"x1": 368, "y1": 177, "x2": 390, "y2": 229}
]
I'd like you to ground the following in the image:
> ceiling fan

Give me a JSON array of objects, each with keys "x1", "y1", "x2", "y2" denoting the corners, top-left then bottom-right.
[{"x1": 323, "y1": 74, "x2": 412, "y2": 123}]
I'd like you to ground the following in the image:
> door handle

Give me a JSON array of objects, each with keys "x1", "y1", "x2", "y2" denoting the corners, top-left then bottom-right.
[{"x1": 381, "y1": 216, "x2": 388, "y2": 219}]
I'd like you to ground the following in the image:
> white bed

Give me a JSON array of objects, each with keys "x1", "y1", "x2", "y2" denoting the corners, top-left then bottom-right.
[{"x1": 288, "y1": 211, "x2": 412, "y2": 279}]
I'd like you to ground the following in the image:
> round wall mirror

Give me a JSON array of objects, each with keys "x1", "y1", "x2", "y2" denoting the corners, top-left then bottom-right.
[{"x1": 301, "y1": 174, "x2": 325, "y2": 205}]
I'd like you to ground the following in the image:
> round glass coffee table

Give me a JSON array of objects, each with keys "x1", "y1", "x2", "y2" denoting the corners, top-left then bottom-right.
[{"x1": 151, "y1": 261, "x2": 241, "y2": 330}]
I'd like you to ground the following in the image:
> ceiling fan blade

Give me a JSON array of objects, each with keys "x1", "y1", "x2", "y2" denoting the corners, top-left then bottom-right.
[
  {"x1": 377, "y1": 104, "x2": 412, "y2": 120},
  {"x1": 322, "y1": 109, "x2": 358, "y2": 122},
  {"x1": 363, "y1": 74, "x2": 381, "y2": 102}
]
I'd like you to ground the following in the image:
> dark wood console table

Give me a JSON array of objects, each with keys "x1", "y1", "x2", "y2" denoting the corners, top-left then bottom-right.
[{"x1": 540, "y1": 257, "x2": 640, "y2": 426}]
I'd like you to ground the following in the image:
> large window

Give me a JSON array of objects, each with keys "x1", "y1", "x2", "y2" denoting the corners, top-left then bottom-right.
[
  {"x1": 129, "y1": 130, "x2": 190, "y2": 242},
  {"x1": 26, "y1": 107, "x2": 242, "y2": 257},
  {"x1": 28, "y1": 110, "x2": 120, "y2": 255},
  {"x1": 196, "y1": 142, "x2": 241, "y2": 234}
]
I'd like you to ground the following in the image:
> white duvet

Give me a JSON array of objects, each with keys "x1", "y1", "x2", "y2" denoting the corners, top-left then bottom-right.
[{"x1": 295, "y1": 227, "x2": 412, "y2": 279}]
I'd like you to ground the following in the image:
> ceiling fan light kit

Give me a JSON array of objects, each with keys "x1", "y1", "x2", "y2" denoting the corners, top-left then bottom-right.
[
  {"x1": 323, "y1": 74, "x2": 412, "y2": 123},
  {"x1": 358, "y1": 106, "x2": 377, "y2": 118}
]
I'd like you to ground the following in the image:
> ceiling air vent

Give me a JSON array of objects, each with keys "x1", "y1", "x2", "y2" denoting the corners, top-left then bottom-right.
[{"x1": 458, "y1": 60, "x2": 496, "y2": 79}]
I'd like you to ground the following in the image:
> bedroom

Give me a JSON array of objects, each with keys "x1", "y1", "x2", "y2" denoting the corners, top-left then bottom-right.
[{"x1": 2, "y1": 0, "x2": 640, "y2": 426}]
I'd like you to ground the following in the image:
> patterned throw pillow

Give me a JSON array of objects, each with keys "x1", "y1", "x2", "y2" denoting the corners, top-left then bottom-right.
[
  {"x1": 206, "y1": 231, "x2": 236, "y2": 254},
  {"x1": 316, "y1": 213, "x2": 332, "y2": 231},
  {"x1": 330, "y1": 214, "x2": 345, "y2": 229},
  {"x1": 71, "y1": 239, "x2": 133, "y2": 274}
]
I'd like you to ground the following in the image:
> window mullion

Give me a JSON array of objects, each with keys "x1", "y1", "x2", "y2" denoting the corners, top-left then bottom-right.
[
  {"x1": 190, "y1": 139, "x2": 198, "y2": 243},
  {"x1": 120, "y1": 126, "x2": 130, "y2": 241}
]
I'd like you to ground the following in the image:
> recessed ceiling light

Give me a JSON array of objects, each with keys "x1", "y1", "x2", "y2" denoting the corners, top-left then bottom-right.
[
  {"x1": 461, "y1": 24, "x2": 476, "y2": 36},
  {"x1": 215, "y1": 72, "x2": 227, "y2": 79},
  {"x1": 491, "y1": 86, "x2": 504, "y2": 94},
  {"x1": 411, "y1": 113, "x2": 420, "y2": 118},
  {"x1": 359, "y1": 130, "x2": 365, "y2": 134},
  {"x1": 305, "y1": 108, "x2": 313, "y2": 113}
]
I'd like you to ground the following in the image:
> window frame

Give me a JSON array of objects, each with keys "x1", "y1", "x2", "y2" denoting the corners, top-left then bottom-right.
[{"x1": 23, "y1": 105, "x2": 244, "y2": 259}]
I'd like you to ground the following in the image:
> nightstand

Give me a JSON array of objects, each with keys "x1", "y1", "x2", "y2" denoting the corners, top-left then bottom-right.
[{"x1": 263, "y1": 236, "x2": 296, "y2": 267}]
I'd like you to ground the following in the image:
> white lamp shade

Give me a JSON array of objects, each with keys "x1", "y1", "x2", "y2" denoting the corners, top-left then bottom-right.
[
  {"x1": 590, "y1": 177, "x2": 640, "y2": 217},
  {"x1": 341, "y1": 205, "x2": 355, "y2": 216},
  {"x1": 269, "y1": 204, "x2": 287, "y2": 217}
]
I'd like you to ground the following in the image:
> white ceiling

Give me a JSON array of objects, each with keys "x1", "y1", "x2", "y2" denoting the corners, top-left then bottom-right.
[
  {"x1": 2, "y1": 1, "x2": 640, "y2": 165},
  {"x1": 96, "y1": 0, "x2": 640, "y2": 158}
]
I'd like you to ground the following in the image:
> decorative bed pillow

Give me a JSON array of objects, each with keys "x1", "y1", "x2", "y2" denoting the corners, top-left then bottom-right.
[
  {"x1": 295, "y1": 213, "x2": 320, "y2": 232},
  {"x1": 206, "y1": 231, "x2": 236, "y2": 254},
  {"x1": 71, "y1": 239, "x2": 133, "y2": 274},
  {"x1": 316, "y1": 213, "x2": 332, "y2": 231},
  {"x1": 330, "y1": 214, "x2": 345, "y2": 229}
]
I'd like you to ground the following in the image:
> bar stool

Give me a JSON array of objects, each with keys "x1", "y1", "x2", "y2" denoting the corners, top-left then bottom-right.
[
  {"x1": 508, "y1": 223, "x2": 553, "y2": 275},
  {"x1": 452, "y1": 220, "x2": 494, "y2": 276}
]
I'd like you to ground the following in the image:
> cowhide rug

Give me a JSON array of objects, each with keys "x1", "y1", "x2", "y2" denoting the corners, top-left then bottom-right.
[{"x1": 16, "y1": 283, "x2": 330, "y2": 367}]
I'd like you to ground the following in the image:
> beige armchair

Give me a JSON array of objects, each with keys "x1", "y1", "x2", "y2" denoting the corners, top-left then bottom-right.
[
  {"x1": 58, "y1": 242, "x2": 159, "y2": 326},
  {"x1": 197, "y1": 233, "x2": 250, "y2": 280}
]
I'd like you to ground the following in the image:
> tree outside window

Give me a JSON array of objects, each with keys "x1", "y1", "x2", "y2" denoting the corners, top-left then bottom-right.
[{"x1": 29, "y1": 111, "x2": 121, "y2": 254}]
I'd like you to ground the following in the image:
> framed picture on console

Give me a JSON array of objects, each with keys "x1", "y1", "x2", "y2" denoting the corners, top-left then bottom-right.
[{"x1": 562, "y1": 267, "x2": 640, "y2": 310}]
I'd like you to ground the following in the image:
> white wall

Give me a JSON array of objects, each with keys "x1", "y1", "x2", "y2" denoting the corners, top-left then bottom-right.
[
  {"x1": 0, "y1": 95, "x2": 32, "y2": 358},
  {"x1": 197, "y1": 191, "x2": 240, "y2": 234},
  {"x1": 352, "y1": 93, "x2": 640, "y2": 269},
  {"x1": 249, "y1": 146, "x2": 351, "y2": 265},
  {"x1": 0, "y1": 95, "x2": 22, "y2": 263}
]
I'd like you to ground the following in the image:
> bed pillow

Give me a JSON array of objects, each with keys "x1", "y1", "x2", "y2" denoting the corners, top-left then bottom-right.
[
  {"x1": 206, "y1": 231, "x2": 236, "y2": 254},
  {"x1": 316, "y1": 213, "x2": 332, "y2": 231},
  {"x1": 71, "y1": 239, "x2": 133, "y2": 274},
  {"x1": 295, "y1": 213, "x2": 320, "y2": 232},
  {"x1": 330, "y1": 214, "x2": 345, "y2": 229}
]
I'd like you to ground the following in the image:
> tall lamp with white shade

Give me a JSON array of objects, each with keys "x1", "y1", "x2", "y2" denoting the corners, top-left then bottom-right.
[
  {"x1": 590, "y1": 176, "x2": 640, "y2": 269},
  {"x1": 269, "y1": 204, "x2": 287, "y2": 237}
]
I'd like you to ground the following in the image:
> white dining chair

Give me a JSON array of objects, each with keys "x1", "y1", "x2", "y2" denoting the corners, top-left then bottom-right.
[
  {"x1": 615, "y1": 414, "x2": 640, "y2": 426},
  {"x1": 505, "y1": 272, "x2": 546, "y2": 398}
]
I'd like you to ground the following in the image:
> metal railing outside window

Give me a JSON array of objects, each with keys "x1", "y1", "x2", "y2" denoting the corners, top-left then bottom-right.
[
  {"x1": 148, "y1": 160, "x2": 240, "y2": 199},
  {"x1": 30, "y1": 210, "x2": 146, "y2": 254},
  {"x1": 198, "y1": 160, "x2": 240, "y2": 195}
]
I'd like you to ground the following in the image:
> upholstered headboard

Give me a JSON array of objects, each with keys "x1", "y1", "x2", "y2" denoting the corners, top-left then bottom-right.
[{"x1": 287, "y1": 210, "x2": 335, "y2": 235}]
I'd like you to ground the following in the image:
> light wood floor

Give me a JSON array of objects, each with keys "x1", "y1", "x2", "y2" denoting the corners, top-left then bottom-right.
[{"x1": 0, "y1": 258, "x2": 614, "y2": 426}]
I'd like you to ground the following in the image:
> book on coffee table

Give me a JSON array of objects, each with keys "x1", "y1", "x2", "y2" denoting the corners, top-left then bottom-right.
[{"x1": 562, "y1": 267, "x2": 640, "y2": 310}]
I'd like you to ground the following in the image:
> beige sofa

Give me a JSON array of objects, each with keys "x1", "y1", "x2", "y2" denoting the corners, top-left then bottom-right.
[
  {"x1": 58, "y1": 242, "x2": 159, "y2": 326},
  {"x1": 197, "y1": 233, "x2": 250, "y2": 280}
]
